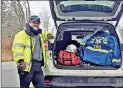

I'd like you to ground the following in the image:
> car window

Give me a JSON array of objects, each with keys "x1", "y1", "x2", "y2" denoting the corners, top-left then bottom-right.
[
  {"x1": 59, "y1": 1, "x2": 115, "y2": 13},
  {"x1": 54, "y1": 1, "x2": 121, "y2": 18}
]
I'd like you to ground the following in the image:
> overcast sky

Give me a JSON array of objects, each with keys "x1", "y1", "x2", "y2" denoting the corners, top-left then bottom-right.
[{"x1": 29, "y1": 1, "x2": 50, "y2": 16}]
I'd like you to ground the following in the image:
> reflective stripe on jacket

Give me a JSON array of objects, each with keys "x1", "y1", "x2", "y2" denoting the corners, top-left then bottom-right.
[
  {"x1": 83, "y1": 31, "x2": 121, "y2": 66},
  {"x1": 12, "y1": 30, "x2": 50, "y2": 72}
]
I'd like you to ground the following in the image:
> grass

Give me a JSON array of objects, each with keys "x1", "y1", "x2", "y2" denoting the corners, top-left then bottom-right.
[{"x1": 2, "y1": 38, "x2": 13, "y2": 62}]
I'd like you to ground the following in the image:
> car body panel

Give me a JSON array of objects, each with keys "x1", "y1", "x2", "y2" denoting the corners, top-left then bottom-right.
[{"x1": 43, "y1": 1, "x2": 123, "y2": 87}]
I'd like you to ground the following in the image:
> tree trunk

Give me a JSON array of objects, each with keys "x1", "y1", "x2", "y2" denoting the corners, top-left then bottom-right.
[
  {"x1": 17, "y1": 0, "x2": 25, "y2": 29},
  {"x1": 26, "y1": 0, "x2": 31, "y2": 21}
]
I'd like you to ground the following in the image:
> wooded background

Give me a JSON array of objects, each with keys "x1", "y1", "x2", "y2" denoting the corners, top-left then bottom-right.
[{"x1": 2, "y1": 0, "x2": 54, "y2": 62}]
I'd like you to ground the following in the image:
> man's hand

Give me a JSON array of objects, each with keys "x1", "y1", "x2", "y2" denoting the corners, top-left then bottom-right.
[
  {"x1": 47, "y1": 33, "x2": 54, "y2": 40},
  {"x1": 17, "y1": 59, "x2": 26, "y2": 70}
]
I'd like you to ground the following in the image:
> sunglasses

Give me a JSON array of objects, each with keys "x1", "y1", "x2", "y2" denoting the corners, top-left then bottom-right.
[{"x1": 31, "y1": 21, "x2": 40, "y2": 24}]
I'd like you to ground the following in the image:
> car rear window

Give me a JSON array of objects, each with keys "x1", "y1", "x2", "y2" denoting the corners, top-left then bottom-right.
[{"x1": 59, "y1": 1, "x2": 115, "y2": 13}]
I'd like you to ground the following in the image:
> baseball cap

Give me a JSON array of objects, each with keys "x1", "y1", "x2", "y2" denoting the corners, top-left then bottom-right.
[{"x1": 30, "y1": 15, "x2": 40, "y2": 23}]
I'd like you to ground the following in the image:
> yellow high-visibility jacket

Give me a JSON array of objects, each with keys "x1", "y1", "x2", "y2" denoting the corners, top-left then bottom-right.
[{"x1": 12, "y1": 30, "x2": 51, "y2": 72}]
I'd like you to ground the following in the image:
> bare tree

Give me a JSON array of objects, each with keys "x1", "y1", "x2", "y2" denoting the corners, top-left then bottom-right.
[
  {"x1": 23, "y1": 0, "x2": 31, "y2": 22},
  {"x1": 2, "y1": 0, "x2": 31, "y2": 62},
  {"x1": 39, "y1": 7, "x2": 51, "y2": 31},
  {"x1": 4, "y1": 0, "x2": 25, "y2": 29},
  {"x1": 2, "y1": 0, "x2": 31, "y2": 39},
  {"x1": 26, "y1": 0, "x2": 31, "y2": 20},
  {"x1": 17, "y1": 0, "x2": 25, "y2": 28},
  {"x1": 23, "y1": 2, "x2": 28, "y2": 22}
]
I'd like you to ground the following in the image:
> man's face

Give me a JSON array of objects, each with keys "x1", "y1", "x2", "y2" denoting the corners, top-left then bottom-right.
[{"x1": 29, "y1": 21, "x2": 40, "y2": 28}]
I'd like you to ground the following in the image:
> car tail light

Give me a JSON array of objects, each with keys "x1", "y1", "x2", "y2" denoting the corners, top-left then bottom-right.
[{"x1": 44, "y1": 79, "x2": 50, "y2": 83}]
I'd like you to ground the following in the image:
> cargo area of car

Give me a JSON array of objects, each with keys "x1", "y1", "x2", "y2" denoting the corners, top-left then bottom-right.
[{"x1": 52, "y1": 22, "x2": 122, "y2": 70}]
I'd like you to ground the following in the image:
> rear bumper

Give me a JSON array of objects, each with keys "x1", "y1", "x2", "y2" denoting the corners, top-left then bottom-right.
[
  {"x1": 46, "y1": 83, "x2": 123, "y2": 88},
  {"x1": 45, "y1": 76, "x2": 123, "y2": 87}
]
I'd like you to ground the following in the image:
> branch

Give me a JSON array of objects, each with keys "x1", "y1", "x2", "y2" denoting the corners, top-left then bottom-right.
[
  {"x1": 26, "y1": 0, "x2": 31, "y2": 17},
  {"x1": 5, "y1": 1, "x2": 20, "y2": 17},
  {"x1": 23, "y1": 2, "x2": 28, "y2": 22},
  {"x1": 16, "y1": 0, "x2": 25, "y2": 19},
  {"x1": 39, "y1": 7, "x2": 51, "y2": 31}
]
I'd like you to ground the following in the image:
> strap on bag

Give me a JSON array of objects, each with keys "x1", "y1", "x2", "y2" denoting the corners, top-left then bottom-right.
[
  {"x1": 62, "y1": 52, "x2": 73, "y2": 65},
  {"x1": 70, "y1": 53, "x2": 72, "y2": 65}
]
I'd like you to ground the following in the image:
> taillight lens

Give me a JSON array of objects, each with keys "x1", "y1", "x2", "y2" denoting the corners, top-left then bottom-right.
[{"x1": 44, "y1": 79, "x2": 50, "y2": 83}]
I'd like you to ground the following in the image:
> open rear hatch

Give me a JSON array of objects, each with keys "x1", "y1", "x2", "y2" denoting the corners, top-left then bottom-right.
[
  {"x1": 49, "y1": 1, "x2": 123, "y2": 70},
  {"x1": 49, "y1": 0, "x2": 123, "y2": 27}
]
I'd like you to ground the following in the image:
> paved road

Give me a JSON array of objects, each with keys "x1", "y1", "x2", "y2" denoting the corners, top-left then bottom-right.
[
  {"x1": 2, "y1": 62, "x2": 121, "y2": 88},
  {"x1": 2, "y1": 61, "x2": 33, "y2": 87}
]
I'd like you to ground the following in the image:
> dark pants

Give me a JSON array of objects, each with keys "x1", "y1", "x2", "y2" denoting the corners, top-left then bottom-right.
[{"x1": 18, "y1": 60, "x2": 45, "y2": 88}]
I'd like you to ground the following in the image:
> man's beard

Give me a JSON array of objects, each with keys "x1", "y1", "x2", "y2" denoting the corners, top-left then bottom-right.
[{"x1": 33, "y1": 27, "x2": 38, "y2": 30}]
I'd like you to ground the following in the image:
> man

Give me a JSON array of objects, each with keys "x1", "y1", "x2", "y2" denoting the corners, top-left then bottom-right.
[{"x1": 12, "y1": 15, "x2": 54, "y2": 88}]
